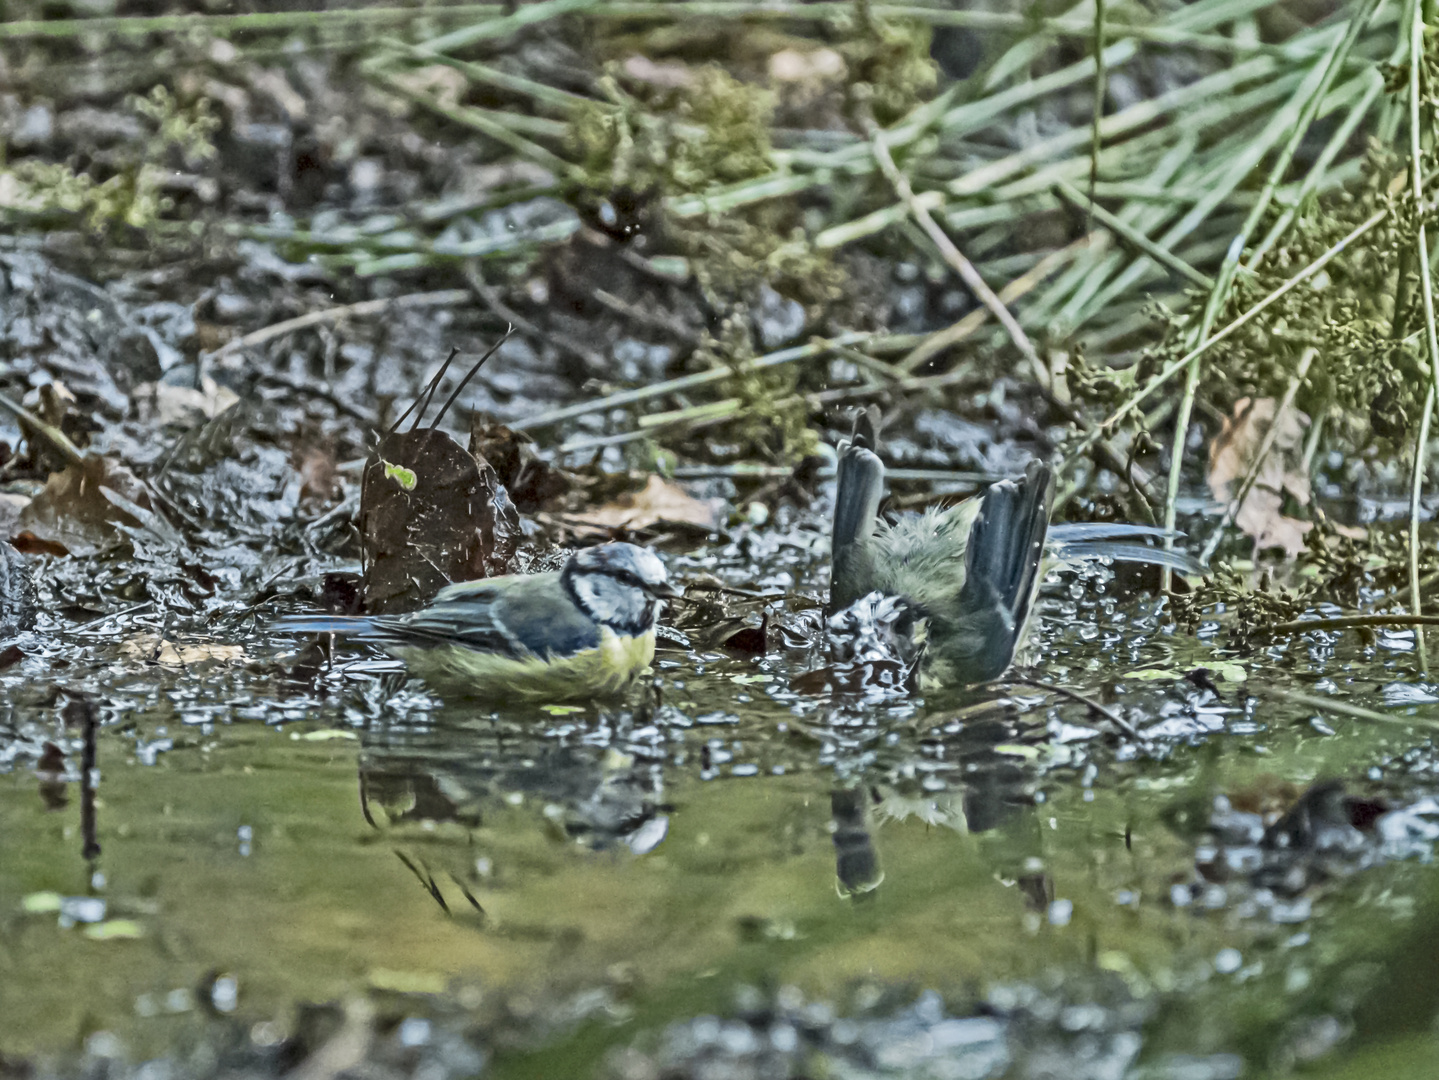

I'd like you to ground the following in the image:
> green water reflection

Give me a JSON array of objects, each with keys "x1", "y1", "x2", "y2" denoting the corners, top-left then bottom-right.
[{"x1": 3, "y1": 656, "x2": 1437, "y2": 1076}]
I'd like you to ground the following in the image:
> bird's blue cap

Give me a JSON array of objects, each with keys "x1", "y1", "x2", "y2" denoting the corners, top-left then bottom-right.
[{"x1": 569, "y1": 543, "x2": 680, "y2": 598}]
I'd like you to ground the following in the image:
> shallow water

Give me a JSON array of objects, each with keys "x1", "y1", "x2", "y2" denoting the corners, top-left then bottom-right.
[{"x1": 3, "y1": 519, "x2": 1439, "y2": 1078}]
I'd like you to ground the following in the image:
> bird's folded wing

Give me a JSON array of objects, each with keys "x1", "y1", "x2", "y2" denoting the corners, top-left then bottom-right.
[{"x1": 398, "y1": 572, "x2": 602, "y2": 660}]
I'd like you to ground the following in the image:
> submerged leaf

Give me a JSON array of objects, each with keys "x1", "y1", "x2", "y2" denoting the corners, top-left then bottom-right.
[
  {"x1": 569, "y1": 474, "x2": 722, "y2": 534},
  {"x1": 16, "y1": 455, "x2": 157, "y2": 557},
  {"x1": 1208, "y1": 397, "x2": 1312, "y2": 558},
  {"x1": 359, "y1": 427, "x2": 520, "y2": 614}
]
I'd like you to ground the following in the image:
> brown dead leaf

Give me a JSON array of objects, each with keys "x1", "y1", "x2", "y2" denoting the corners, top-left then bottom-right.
[
  {"x1": 295, "y1": 443, "x2": 339, "y2": 503},
  {"x1": 359, "y1": 427, "x2": 519, "y2": 614},
  {"x1": 469, "y1": 418, "x2": 570, "y2": 512},
  {"x1": 768, "y1": 47, "x2": 846, "y2": 84},
  {"x1": 152, "y1": 377, "x2": 240, "y2": 427},
  {"x1": 120, "y1": 634, "x2": 245, "y2": 666},
  {"x1": 17, "y1": 455, "x2": 156, "y2": 556},
  {"x1": 570, "y1": 475, "x2": 723, "y2": 534},
  {"x1": 622, "y1": 55, "x2": 695, "y2": 89},
  {"x1": 1208, "y1": 397, "x2": 1312, "y2": 558}
]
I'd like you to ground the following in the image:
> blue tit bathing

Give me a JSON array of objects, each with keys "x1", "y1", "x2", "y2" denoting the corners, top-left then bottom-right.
[
  {"x1": 830, "y1": 426, "x2": 1202, "y2": 687},
  {"x1": 276, "y1": 542, "x2": 680, "y2": 701}
]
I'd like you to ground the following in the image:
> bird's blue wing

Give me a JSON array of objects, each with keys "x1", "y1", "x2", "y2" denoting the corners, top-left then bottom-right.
[{"x1": 397, "y1": 572, "x2": 601, "y2": 659}]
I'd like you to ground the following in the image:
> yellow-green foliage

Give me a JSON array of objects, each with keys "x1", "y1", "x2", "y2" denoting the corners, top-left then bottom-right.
[
  {"x1": 840, "y1": 12, "x2": 938, "y2": 126},
  {"x1": 1, "y1": 85, "x2": 217, "y2": 233},
  {"x1": 132, "y1": 85, "x2": 220, "y2": 165},
  {"x1": 1135, "y1": 140, "x2": 1435, "y2": 456},
  {"x1": 699, "y1": 313, "x2": 819, "y2": 464},
  {"x1": 573, "y1": 65, "x2": 773, "y2": 197},
  {"x1": 571, "y1": 62, "x2": 845, "y2": 306}
]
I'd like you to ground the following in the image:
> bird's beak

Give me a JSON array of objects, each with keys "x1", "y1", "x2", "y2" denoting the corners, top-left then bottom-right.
[{"x1": 650, "y1": 582, "x2": 683, "y2": 600}]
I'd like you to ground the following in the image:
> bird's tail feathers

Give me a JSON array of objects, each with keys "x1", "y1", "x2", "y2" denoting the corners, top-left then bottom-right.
[
  {"x1": 833, "y1": 444, "x2": 885, "y2": 551},
  {"x1": 1050, "y1": 541, "x2": 1206, "y2": 577},
  {"x1": 1048, "y1": 522, "x2": 1179, "y2": 543},
  {"x1": 943, "y1": 461, "x2": 1056, "y2": 681},
  {"x1": 273, "y1": 614, "x2": 386, "y2": 638}
]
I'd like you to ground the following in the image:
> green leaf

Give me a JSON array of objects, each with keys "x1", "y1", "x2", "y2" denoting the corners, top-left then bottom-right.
[
  {"x1": 84, "y1": 919, "x2": 145, "y2": 941},
  {"x1": 382, "y1": 460, "x2": 417, "y2": 490}
]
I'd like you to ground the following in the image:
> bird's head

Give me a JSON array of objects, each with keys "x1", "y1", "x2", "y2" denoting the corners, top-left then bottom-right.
[{"x1": 564, "y1": 543, "x2": 680, "y2": 635}]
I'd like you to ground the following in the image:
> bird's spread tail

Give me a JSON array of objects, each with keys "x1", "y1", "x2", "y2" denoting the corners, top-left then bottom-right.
[
  {"x1": 1048, "y1": 522, "x2": 1207, "y2": 576},
  {"x1": 273, "y1": 614, "x2": 385, "y2": 638},
  {"x1": 830, "y1": 411, "x2": 887, "y2": 612},
  {"x1": 937, "y1": 461, "x2": 1056, "y2": 683}
]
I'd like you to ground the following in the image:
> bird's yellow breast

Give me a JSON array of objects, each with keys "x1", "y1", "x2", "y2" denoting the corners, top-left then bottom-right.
[{"x1": 393, "y1": 626, "x2": 656, "y2": 703}]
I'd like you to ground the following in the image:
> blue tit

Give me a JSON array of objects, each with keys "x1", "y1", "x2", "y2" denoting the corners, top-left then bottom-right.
[
  {"x1": 830, "y1": 430, "x2": 1201, "y2": 687},
  {"x1": 277, "y1": 542, "x2": 680, "y2": 701}
]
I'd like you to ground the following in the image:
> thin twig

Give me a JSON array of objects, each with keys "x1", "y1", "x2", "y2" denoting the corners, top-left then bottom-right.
[
  {"x1": 1408, "y1": 0, "x2": 1438, "y2": 672},
  {"x1": 1088, "y1": 0, "x2": 1107, "y2": 217},
  {"x1": 461, "y1": 261, "x2": 607, "y2": 372},
  {"x1": 1264, "y1": 686, "x2": 1439, "y2": 731},
  {"x1": 433, "y1": 330, "x2": 512, "y2": 429},
  {"x1": 203, "y1": 289, "x2": 470, "y2": 365},
  {"x1": 254, "y1": 372, "x2": 379, "y2": 426},
  {"x1": 512, "y1": 331, "x2": 875, "y2": 433},
  {"x1": 1052, "y1": 182, "x2": 1213, "y2": 288},
  {"x1": 1269, "y1": 613, "x2": 1439, "y2": 633},
  {"x1": 898, "y1": 232, "x2": 1104, "y2": 374},
  {"x1": 0, "y1": 391, "x2": 85, "y2": 467},
  {"x1": 859, "y1": 104, "x2": 1044, "y2": 380},
  {"x1": 1199, "y1": 346, "x2": 1317, "y2": 564},
  {"x1": 1009, "y1": 676, "x2": 1145, "y2": 742}
]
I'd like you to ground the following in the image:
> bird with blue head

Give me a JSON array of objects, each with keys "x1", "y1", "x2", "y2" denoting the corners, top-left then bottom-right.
[
  {"x1": 830, "y1": 415, "x2": 1201, "y2": 688},
  {"x1": 277, "y1": 542, "x2": 680, "y2": 701}
]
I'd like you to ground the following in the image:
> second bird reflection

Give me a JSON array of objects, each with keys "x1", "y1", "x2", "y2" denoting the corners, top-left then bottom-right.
[{"x1": 831, "y1": 787, "x2": 884, "y2": 899}]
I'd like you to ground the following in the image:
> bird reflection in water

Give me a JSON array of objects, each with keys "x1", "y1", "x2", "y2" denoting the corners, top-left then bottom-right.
[{"x1": 356, "y1": 708, "x2": 669, "y2": 915}]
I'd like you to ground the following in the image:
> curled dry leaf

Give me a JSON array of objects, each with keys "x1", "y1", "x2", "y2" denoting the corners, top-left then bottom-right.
[
  {"x1": 120, "y1": 634, "x2": 245, "y2": 666},
  {"x1": 1208, "y1": 397, "x2": 1312, "y2": 558},
  {"x1": 360, "y1": 427, "x2": 520, "y2": 614},
  {"x1": 469, "y1": 418, "x2": 570, "y2": 511},
  {"x1": 151, "y1": 377, "x2": 240, "y2": 427},
  {"x1": 0, "y1": 542, "x2": 36, "y2": 636},
  {"x1": 569, "y1": 474, "x2": 723, "y2": 535},
  {"x1": 15, "y1": 455, "x2": 158, "y2": 557}
]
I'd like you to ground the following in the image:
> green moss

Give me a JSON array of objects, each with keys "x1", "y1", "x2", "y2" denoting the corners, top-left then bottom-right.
[
  {"x1": 570, "y1": 62, "x2": 845, "y2": 308},
  {"x1": 840, "y1": 7, "x2": 939, "y2": 126},
  {"x1": 1, "y1": 84, "x2": 218, "y2": 234},
  {"x1": 699, "y1": 313, "x2": 819, "y2": 465},
  {"x1": 572, "y1": 64, "x2": 773, "y2": 199}
]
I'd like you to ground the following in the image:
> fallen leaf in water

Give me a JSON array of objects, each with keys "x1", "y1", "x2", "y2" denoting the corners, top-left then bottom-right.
[
  {"x1": 469, "y1": 418, "x2": 570, "y2": 511},
  {"x1": 151, "y1": 377, "x2": 239, "y2": 427},
  {"x1": 569, "y1": 475, "x2": 723, "y2": 534},
  {"x1": 721, "y1": 613, "x2": 769, "y2": 656},
  {"x1": 120, "y1": 635, "x2": 245, "y2": 666},
  {"x1": 622, "y1": 55, "x2": 695, "y2": 89},
  {"x1": 16, "y1": 455, "x2": 160, "y2": 556},
  {"x1": 1208, "y1": 397, "x2": 1312, "y2": 557},
  {"x1": 359, "y1": 427, "x2": 520, "y2": 614},
  {"x1": 84, "y1": 919, "x2": 145, "y2": 941}
]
